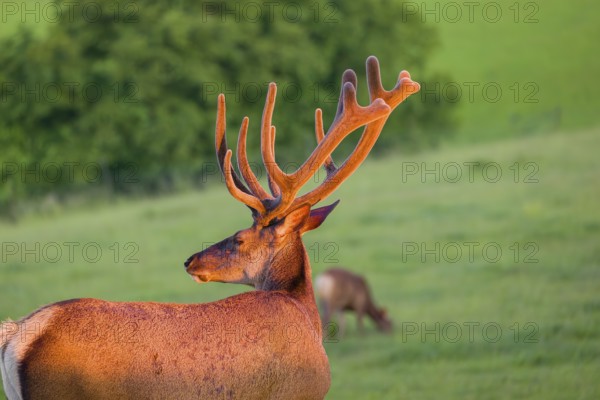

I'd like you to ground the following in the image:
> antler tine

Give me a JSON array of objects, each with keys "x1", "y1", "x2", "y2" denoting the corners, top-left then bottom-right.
[
  {"x1": 366, "y1": 56, "x2": 385, "y2": 102},
  {"x1": 313, "y1": 69, "x2": 356, "y2": 183},
  {"x1": 315, "y1": 108, "x2": 337, "y2": 176},
  {"x1": 237, "y1": 116, "x2": 272, "y2": 200},
  {"x1": 333, "y1": 70, "x2": 358, "y2": 125},
  {"x1": 215, "y1": 94, "x2": 253, "y2": 195},
  {"x1": 366, "y1": 55, "x2": 420, "y2": 108},
  {"x1": 290, "y1": 56, "x2": 421, "y2": 209},
  {"x1": 260, "y1": 83, "x2": 286, "y2": 193},
  {"x1": 267, "y1": 125, "x2": 281, "y2": 197},
  {"x1": 223, "y1": 150, "x2": 266, "y2": 214}
]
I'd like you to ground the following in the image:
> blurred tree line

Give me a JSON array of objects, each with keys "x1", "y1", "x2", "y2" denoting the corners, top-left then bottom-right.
[{"x1": 0, "y1": 0, "x2": 456, "y2": 220}]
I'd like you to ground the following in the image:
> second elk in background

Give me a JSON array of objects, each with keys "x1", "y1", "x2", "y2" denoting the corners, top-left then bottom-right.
[{"x1": 315, "y1": 267, "x2": 392, "y2": 338}]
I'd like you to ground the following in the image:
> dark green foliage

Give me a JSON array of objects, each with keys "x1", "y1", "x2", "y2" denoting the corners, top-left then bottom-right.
[{"x1": 0, "y1": 0, "x2": 455, "y2": 218}]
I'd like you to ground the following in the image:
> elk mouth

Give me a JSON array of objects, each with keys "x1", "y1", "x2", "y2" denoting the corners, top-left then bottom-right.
[
  {"x1": 184, "y1": 256, "x2": 211, "y2": 283},
  {"x1": 190, "y1": 273, "x2": 210, "y2": 284}
]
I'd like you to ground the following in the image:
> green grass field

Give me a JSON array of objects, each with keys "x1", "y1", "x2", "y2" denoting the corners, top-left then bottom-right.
[
  {"x1": 421, "y1": 0, "x2": 599, "y2": 142},
  {"x1": 2, "y1": 128, "x2": 599, "y2": 399}
]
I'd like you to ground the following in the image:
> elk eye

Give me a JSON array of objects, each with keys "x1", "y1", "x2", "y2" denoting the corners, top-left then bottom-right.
[{"x1": 235, "y1": 237, "x2": 244, "y2": 246}]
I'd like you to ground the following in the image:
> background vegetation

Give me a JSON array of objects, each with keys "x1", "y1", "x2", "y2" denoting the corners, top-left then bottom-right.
[
  {"x1": 1, "y1": 0, "x2": 599, "y2": 398},
  {"x1": 0, "y1": 0, "x2": 453, "y2": 218}
]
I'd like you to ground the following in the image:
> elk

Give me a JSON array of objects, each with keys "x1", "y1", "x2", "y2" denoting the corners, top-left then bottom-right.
[
  {"x1": 316, "y1": 268, "x2": 392, "y2": 338},
  {"x1": 0, "y1": 56, "x2": 419, "y2": 400}
]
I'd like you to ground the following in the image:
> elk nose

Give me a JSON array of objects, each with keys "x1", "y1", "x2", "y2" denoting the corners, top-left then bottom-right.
[{"x1": 184, "y1": 256, "x2": 194, "y2": 269}]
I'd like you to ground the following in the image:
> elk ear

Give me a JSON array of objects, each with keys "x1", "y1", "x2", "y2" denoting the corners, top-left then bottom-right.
[
  {"x1": 274, "y1": 204, "x2": 312, "y2": 237},
  {"x1": 301, "y1": 200, "x2": 340, "y2": 234}
]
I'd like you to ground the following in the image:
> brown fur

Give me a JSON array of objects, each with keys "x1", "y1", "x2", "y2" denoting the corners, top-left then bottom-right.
[
  {"x1": 316, "y1": 268, "x2": 392, "y2": 337},
  {"x1": 13, "y1": 293, "x2": 328, "y2": 399}
]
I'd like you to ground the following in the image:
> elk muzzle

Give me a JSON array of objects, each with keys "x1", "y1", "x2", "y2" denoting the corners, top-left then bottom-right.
[{"x1": 184, "y1": 255, "x2": 212, "y2": 283}]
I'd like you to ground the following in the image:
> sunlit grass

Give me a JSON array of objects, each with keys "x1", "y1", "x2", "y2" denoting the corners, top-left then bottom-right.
[{"x1": 425, "y1": 0, "x2": 600, "y2": 141}]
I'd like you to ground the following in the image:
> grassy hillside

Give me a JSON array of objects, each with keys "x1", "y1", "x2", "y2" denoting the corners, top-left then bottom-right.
[
  {"x1": 424, "y1": 0, "x2": 600, "y2": 141},
  {"x1": 2, "y1": 128, "x2": 599, "y2": 399}
]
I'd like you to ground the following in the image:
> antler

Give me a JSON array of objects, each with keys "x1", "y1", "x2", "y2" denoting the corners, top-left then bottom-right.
[{"x1": 215, "y1": 55, "x2": 420, "y2": 225}]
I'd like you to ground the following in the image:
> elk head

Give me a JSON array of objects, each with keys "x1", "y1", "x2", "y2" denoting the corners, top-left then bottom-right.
[
  {"x1": 184, "y1": 56, "x2": 420, "y2": 292},
  {"x1": 374, "y1": 307, "x2": 393, "y2": 333}
]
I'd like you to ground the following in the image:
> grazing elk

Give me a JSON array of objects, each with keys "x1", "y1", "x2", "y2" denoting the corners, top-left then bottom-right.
[
  {"x1": 0, "y1": 56, "x2": 419, "y2": 400},
  {"x1": 316, "y1": 268, "x2": 392, "y2": 337}
]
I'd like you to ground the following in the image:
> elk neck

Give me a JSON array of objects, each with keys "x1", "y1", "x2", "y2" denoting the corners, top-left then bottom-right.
[
  {"x1": 254, "y1": 235, "x2": 322, "y2": 333},
  {"x1": 365, "y1": 298, "x2": 383, "y2": 321},
  {"x1": 255, "y1": 235, "x2": 313, "y2": 297}
]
